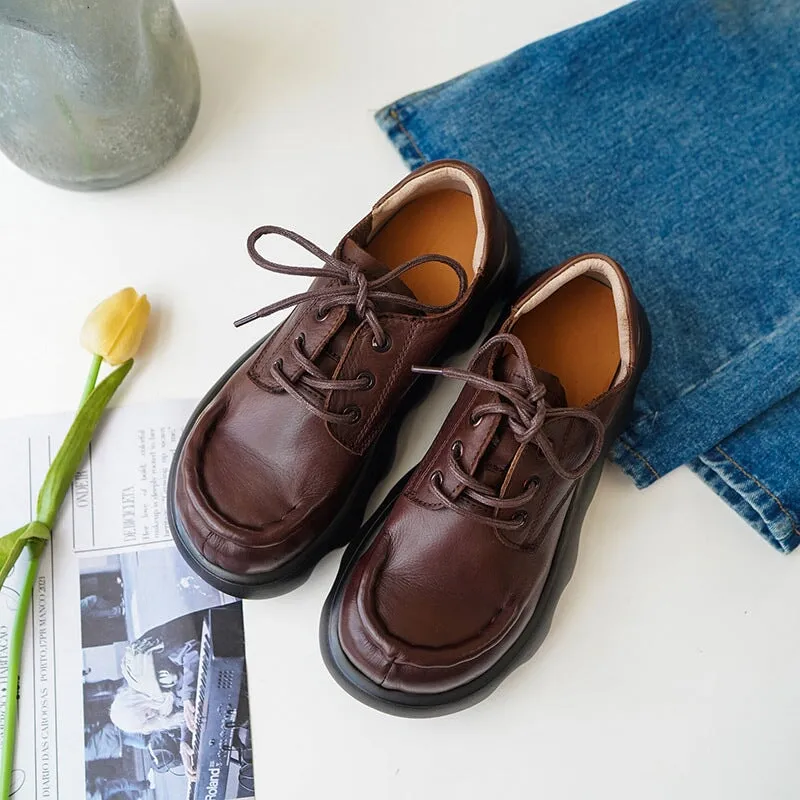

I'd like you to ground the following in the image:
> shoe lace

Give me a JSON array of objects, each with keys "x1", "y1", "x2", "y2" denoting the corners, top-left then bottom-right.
[
  {"x1": 235, "y1": 225, "x2": 469, "y2": 425},
  {"x1": 412, "y1": 333, "x2": 604, "y2": 530}
]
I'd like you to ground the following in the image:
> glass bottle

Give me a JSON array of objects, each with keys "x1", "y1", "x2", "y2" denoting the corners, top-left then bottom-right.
[{"x1": 0, "y1": 0, "x2": 200, "y2": 190}]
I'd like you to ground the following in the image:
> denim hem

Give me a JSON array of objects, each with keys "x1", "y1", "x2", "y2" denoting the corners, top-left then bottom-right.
[
  {"x1": 689, "y1": 447, "x2": 800, "y2": 554},
  {"x1": 619, "y1": 308, "x2": 800, "y2": 478},
  {"x1": 609, "y1": 438, "x2": 662, "y2": 489},
  {"x1": 375, "y1": 103, "x2": 430, "y2": 171},
  {"x1": 613, "y1": 438, "x2": 800, "y2": 554}
]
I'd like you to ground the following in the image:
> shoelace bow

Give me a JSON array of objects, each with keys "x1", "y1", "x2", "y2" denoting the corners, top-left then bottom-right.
[
  {"x1": 412, "y1": 334, "x2": 605, "y2": 530},
  {"x1": 235, "y1": 225, "x2": 469, "y2": 425}
]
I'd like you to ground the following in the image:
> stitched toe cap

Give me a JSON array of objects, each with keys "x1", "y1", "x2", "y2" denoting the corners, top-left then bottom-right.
[
  {"x1": 173, "y1": 399, "x2": 332, "y2": 575},
  {"x1": 337, "y1": 532, "x2": 520, "y2": 695}
]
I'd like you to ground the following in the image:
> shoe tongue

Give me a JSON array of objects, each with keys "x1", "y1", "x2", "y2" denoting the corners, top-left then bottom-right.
[
  {"x1": 494, "y1": 350, "x2": 567, "y2": 409},
  {"x1": 340, "y1": 238, "x2": 417, "y2": 304},
  {"x1": 314, "y1": 239, "x2": 419, "y2": 379},
  {"x1": 470, "y1": 350, "x2": 567, "y2": 494}
]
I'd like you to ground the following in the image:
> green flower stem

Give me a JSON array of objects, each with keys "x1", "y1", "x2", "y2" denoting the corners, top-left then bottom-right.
[
  {"x1": 79, "y1": 354, "x2": 103, "y2": 408},
  {"x1": 37, "y1": 360, "x2": 133, "y2": 533},
  {"x1": 0, "y1": 358, "x2": 134, "y2": 794},
  {"x1": 0, "y1": 540, "x2": 44, "y2": 800}
]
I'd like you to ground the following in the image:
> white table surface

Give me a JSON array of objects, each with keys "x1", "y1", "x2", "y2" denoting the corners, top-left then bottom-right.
[{"x1": 1, "y1": 1, "x2": 798, "y2": 798}]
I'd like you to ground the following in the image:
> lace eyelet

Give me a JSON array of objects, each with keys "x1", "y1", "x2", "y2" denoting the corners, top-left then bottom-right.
[
  {"x1": 273, "y1": 358, "x2": 283, "y2": 371},
  {"x1": 470, "y1": 413, "x2": 484, "y2": 427},
  {"x1": 344, "y1": 405, "x2": 361, "y2": 424},
  {"x1": 451, "y1": 440, "x2": 464, "y2": 459},
  {"x1": 316, "y1": 308, "x2": 330, "y2": 322},
  {"x1": 358, "y1": 371, "x2": 375, "y2": 390},
  {"x1": 512, "y1": 510, "x2": 529, "y2": 528},
  {"x1": 371, "y1": 333, "x2": 392, "y2": 353},
  {"x1": 524, "y1": 476, "x2": 540, "y2": 491},
  {"x1": 295, "y1": 333, "x2": 305, "y2": 348},
  {"x1": 430, "y1": 469, "x2": 443, "y2": 487}
]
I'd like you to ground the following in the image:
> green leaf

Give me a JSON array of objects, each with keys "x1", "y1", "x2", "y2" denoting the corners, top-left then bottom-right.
[
  {"x1": 0, "y1": 523, "x2": 49, "y2": 589},
  {"x1": 36, "y1": 359, "x2": 133, "y2": 529}
]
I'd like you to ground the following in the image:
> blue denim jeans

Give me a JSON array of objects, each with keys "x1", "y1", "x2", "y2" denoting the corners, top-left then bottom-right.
[{"x1": 376, "y1": 0, "x2": 800, "y2": 552}]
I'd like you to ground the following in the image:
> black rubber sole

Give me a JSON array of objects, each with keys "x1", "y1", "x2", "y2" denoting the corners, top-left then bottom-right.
[
  {"x1": 167, "y1": 225, "x2": 520, "y2": 599},
  {"x1": 319, "y1": 304, "x2": 652, "y2": 716}
]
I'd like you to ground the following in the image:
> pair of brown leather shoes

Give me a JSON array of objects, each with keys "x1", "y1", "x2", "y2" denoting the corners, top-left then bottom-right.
[{"x1": 168, "y1": 160, "x2": 650, "y2": 716}]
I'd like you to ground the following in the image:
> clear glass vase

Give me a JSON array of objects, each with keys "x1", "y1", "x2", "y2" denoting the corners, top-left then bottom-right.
[{"x1": 0, "y1": 0, "x2": 200, "y2": 190}]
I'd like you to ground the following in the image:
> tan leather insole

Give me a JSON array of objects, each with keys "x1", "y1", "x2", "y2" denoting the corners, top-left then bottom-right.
[
  {"x1": 512, "y1": 276, "x2": 620, "y2": 407},
  {"x1": 367, "y1": 189, "x2": 477, "y2": 306}
]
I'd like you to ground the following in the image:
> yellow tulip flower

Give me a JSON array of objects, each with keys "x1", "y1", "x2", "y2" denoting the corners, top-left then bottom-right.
[
  {"x1": 80, "y1": 287, "x2": 151, "y2": 366},
  {"x1": 0, "y1": 287, "x2": 152, "y2": 797}
]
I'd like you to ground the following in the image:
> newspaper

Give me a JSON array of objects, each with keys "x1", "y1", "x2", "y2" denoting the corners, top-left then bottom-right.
[{"x1": 0, "y1": 400, "x2": 256, "y2": 800}]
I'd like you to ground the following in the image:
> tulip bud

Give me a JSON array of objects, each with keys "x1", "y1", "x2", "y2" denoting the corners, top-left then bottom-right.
[{"x1": 80, "y1": 288, "x2": 151, "y2": 366}]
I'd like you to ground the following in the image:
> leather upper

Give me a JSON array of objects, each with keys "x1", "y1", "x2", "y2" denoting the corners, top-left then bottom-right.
[
  {"x1": 173, "y1": 160, "x2": 510, "y2": 575},
  {"x1": 336, "y1": 255, "x2": 648, "y2": 693}
]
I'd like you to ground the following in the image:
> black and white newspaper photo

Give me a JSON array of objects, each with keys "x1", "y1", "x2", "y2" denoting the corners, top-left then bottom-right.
[{"x1": 0, "y1": 400, "x2": 257, "y2": 800}]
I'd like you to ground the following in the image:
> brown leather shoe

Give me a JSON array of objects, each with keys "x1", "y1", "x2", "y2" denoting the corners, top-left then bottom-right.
[
  {"x1": 321, "y1": 254, "x2": 650, "y2": 715},
  {"x1": 167, "y1": 160, "x2": 517, "y2": 598}
]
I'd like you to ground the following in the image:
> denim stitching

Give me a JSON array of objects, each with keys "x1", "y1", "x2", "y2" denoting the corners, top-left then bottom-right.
[
  {"x1": 617, "y1": 438, "x2": 660, "y2": 480},
  {"x1": 690, "y1": 462, "x2": 777, "y2": 545},
  {"x1": 628, "y1": 307, "x2": 800, "y2": 432},
  {"x1": 713, "y1": 446, "x2": 799, "y2": 534},
  {"x1": 389, "y1": 107, "x2": 428, "y2": 164}
]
